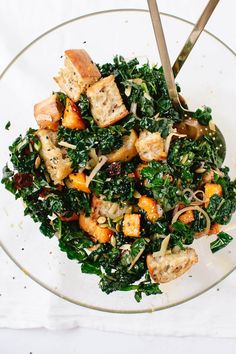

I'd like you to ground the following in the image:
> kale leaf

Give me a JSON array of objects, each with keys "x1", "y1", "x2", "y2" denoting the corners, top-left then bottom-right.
[
  {"x1": 59, "y1": 221, "x2": 92, "y2": 261},
  {"x1": 210, "y1": 232, "x2": 233, "y2": 253},
  {"x1": 9, "y1": 129, "x2": 39, "y2": 173},
  {"x1": 171, "y1": 221, "x2": 194, "y2": 247},
  {"x1": 194, "y1": 106, "x2": 212, "y2": 125},
  {"x1": 206, "y1": 194, "x2": 236, "y2": 225},
  {"x1": 5, "y1": 121, "x2": 11, "y2": 130}
]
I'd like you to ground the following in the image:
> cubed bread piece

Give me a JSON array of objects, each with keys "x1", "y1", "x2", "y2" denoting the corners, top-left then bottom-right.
[
  {"x1": 123, "y1": 214, "x2": 141, "y2": 237},
  {"x1": 147, "y1": 247, "x2": 198, "y2": 283},
  {"x1": 87, "y1": 75, "x2": 129, "y2": 127},
  {"x1": 79, "y1": 213, "x2": 113, "y2": 243},
  {"x1": 34, "y1": 94, "x2": 63, "y2": 129},
  {"x1": 36, "y1": 129, "x2": 72, "y2": 185},
  {"x1": 106, "y1": 129, "x2": 138, "y2": 162},
  {"x1": 54, "y1": 49, "x2": 101, "y2": 102},
  {"x1": 135, "y1": 130, "x2": 167, "y2": 162}
]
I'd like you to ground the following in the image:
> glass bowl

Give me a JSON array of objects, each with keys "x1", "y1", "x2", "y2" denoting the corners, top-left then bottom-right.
[{"x1": 0, "y1": 9, "x2": 235, "y2": 313}]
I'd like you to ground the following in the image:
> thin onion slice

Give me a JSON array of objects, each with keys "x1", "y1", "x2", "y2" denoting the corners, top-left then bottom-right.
[
  {"x1": 153, "y1": 234, "x2": 171, "y2": 257},
  {"x1": 58, "y1": 141, "x2": 76, "y2": 149},
  {"x1": 191, "y1": 190, "x2": 208, "y2": 205},
  {"x1": 85, "y1": 155, "x2": 108, "y2": 187},
  {"x1": 128, "y1": 247, "x2": 145, "y2": 271},
  {"x1": 182, "y1": 189, "x2": 207, "y2": 205},
  {"x1": 165, "y1": 132, "x2": 187, "y2": 154},
  {"x1": 171, "y1": 205, "x2": 211, "y2": 237}
]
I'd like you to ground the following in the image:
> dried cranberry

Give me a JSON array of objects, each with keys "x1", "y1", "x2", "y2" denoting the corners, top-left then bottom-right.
[
  {"x1": 56, "y1": 184, "x2": 63, "y2": 191},
  {"x1": 13, "y1": 173, "x2": 33, "y2": 190},
  {"x1": 107, "y1": 162, "x2": 122, "y2": 177},
  {"x1": 39, "y1": 187, "x2": 48, "y2": 199}
]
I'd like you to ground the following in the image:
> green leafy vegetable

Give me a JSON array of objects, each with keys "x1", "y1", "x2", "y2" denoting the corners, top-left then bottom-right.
[
  {"x1": 2, "y1": 55, "x2": 235, "y2": 303},
  {"x1": 5, "y1": 121, "x2": 11, "y2": 130},
  {"x1": 206, "y1": 194, "x2": 236, "y2": 225},
  {"x1": 210, "y1": 232, "x2": 233, "y2": 253},
  {"x1": 194, "y1": 106, "x2": 212, "y2": 125}
]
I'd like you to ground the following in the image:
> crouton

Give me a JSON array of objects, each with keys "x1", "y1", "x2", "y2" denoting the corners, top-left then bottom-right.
[
  {"x1": 54, "y1": 49, "x2": 101, "y2": 102},
  {"x1": 62, "y1": 98, "x2": 86, "y2": 129},
  {"x1": 138, "y1": 195, "x2": 163, "y2": 223},
  {"x1": 34, "y1": 94, "x2": 63, "y2": 130},
  {"x1": 79, "y1": 213, "x2": 113, "y2": 243},
  {"x1": 147, "y1": 247, "x2": 198, "y2": 283},
  {"x1": 68, "y1": 172, "x2": 91, "y2": 193},
  {"x1": 178, "y1": 210, "x2": 195, "y2": 224},
  {"x1": 87, "y1": 75, "x2": 128, "y2": 127},
  {"x1": 135, "y1": 130, "x2": 167, "y2": 162},
  {"x1": 106, "y1": 129, "x2": 138, "y2": 162},
  {"x1": 205, "y1": 183, "x2": 223, "y2": 207},
  {"x1": 91, "y1": 195, "x2": 128, "y2": 220},
  {"x1": 123, "y1": 214, "x2": 141, "y2": 237},
  {"x1": 36, "y1": 129, "x2": 72, "y2": 185}
]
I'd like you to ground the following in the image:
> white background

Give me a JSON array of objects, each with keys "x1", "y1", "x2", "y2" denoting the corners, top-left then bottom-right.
[{"x1": 0, "y1": 0, "x2": 235, "y2": 353}]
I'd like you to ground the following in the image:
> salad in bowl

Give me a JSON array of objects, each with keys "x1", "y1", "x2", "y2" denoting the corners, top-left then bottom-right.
[{"x1": 2, "y1": 49, "x2": 235, "y2": 302}]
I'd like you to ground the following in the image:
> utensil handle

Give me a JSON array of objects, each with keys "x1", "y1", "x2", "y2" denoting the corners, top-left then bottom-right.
[
  {"x1": 147, "y1": 0, "x2": 179, "y2": 105},
  {"x1": 172, "y1": 0, "x2": 220, "y2": 78}
]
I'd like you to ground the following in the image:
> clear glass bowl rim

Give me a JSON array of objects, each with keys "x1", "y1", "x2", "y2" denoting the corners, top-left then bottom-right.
[{"x1": 0, "y1": 8, "x2": 235, "y2": 314}]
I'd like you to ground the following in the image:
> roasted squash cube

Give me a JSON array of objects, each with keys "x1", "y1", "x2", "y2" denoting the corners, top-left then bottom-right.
[
  {"x1": 138, "y1": 196, "x2": 162, "y2": 223},
  {"x1": 68, "y1": 172, "x2": 91, "y2": 193},
  {"x1": 205, "y1": 183, "x2": 223, "y2": 207},
  {"x1": 62, "y1": 98, "x2": 86, "y2": 130},
  {"x1": 178, "y1": 210, "x2": 195, "y2": 224}
]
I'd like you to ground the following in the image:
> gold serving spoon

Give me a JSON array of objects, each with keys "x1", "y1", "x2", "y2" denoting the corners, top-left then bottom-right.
[{"x1": 147, "y1": 0, "x2": 225, "y2": 165}]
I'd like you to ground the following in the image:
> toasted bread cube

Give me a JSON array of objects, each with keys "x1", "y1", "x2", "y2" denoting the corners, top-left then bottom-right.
[
  {"x1": 79, "y1": 214, "x2": 113, "y2": 243},
  {"x1": 68, "y1": 172, "x2": 91, "y2": 193},
  {"x1": 135, "y1": 130, "x2": 167, "y2": 162},
  {"x1": 54, "y1": 49, "x2": 101, "y2": 102},
  {"x1": 34, "y1": 94, "x2": 63, "y2": 129},
  {"x1": 106, "y1": 129, "x2": 138, "y2": 162},
  {"x1": 138, "y1": 195, "x2": 163, "y2": 223},
  {"x1": 147, "y1": 247, "x2": 198, "y2": 283},
  {"x1": 62, "y1": 98, "x2": 86, "y2": 130},
  {"x1": 87, "y1": 75, "x2": 129, "y2": 127},
  {"x1": 178, "y1": 210, "x2": 195, "y2": 224},
  {"x1": 123, "y1": 214, "x2": 141, "y2": 237},
  {"x1": 36, "y1": 129, "x2": 72, "y2": 185},
  {"x1": 205, "y1": 183, "x2": 223, "y2": 207}
]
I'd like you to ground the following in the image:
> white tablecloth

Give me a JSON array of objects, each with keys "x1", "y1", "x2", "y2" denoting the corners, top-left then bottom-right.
[{"x1": 0, "y1": 0, "x2": 236, "y2": 338}]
